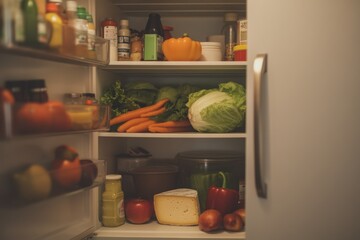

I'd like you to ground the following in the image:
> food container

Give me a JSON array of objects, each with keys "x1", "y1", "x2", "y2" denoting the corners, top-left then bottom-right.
[
  {"x1": 116, "y1": 154, "x2": 151, "y2": 198},
  {"x1": 233, "y1": 44, "x2": 247, "y2": 61},
  {"x1": 131, "y1": 164, "x2": 178, "y2": 200},
  {"x1": 200, "y1": 42, "x2": 222, "y2": 61},
  {"x1": 176, "y1": 150, "x2": 245, "y2": 211}
]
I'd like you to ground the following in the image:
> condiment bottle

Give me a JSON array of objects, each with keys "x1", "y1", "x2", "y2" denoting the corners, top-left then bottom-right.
[
  {"x1": 63, "y1": 92, "x2": 83, "y2": 105},
  {"x1": 100, "y1": 18, "x2": 118, "y2": 62},
  {"x1": 117, "y1": 19, "x2": 130, "y2": 61},
  {"x1": 28, "y1": 79, "x2": 48, "y2": 103},
  {"x1": 102, "y1": 174, "x2": 125, "y2": 227},
  {"x1": 21, "y1": 0, "x2": 38, "y2": 46},
  {"x1": 86, "y1": 13, "x2": 96, "y2": 58},
  {"x1": 75, "y1": 5, "x2": 88, "y2": 57},
  {"x1": 130, "y1": 31, "x2": 142, "y2": 61},
  {"x1": 35, "y1": 0, "x2": 50, "y2": 46},
  {"x1": 222, "y1": 12, "x2": 238, "y2": 61},
  {"x1": 45, "y1": 2, "x2": 63, "y2": 49},
  {"x1": 143, "y1": 13, "x2": 164, "y2": 61},
  {"x1": 61, "y1": 0, "x2": 77, "y2": 55}
]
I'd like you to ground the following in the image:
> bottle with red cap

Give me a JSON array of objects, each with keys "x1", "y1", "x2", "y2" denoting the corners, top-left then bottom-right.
[{"x1": 45, "y1": 2, "x2": 63, "y2": 49}]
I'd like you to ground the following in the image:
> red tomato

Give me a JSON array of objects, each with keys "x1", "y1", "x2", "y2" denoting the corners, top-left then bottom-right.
[
  {"x1": 52, "y1": 145, "x2": 81, "y2": 190},
  {"x1": 15, "y1": 102, "x2": 51, "y2": 134},
  {"x1": 52, "y1": 157, "x2": 82, "y2": 190},
  {"x1": 125, "y1": 198, "x2": 153, "y2": 224},
  {"x1": 45, "y1": 101, "x2": 71, "y2": 132}
]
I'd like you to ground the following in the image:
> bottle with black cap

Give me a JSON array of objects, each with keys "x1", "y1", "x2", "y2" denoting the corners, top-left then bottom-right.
[{"x1": 143, "y1": 13, "x2": 164, "y2": 61}]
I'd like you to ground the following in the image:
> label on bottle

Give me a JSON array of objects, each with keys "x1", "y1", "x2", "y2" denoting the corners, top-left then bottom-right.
[
  {"x1": 144, "y1": 34, "x2": 163, "y2": 61},
  {"x1": 88, "y1": 29, "x2": 95, "y2": 51},
  {"x1": 75, "y1": 19, "x2": 87, "y2": 46},
  {"x1": 103, "y1": 26, "x2": 118, "y2": 61},
  {"x1": 118, "y1": 34, "x2": 130, "y2": 59}
]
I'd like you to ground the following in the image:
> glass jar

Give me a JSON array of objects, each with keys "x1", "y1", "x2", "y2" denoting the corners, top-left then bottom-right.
[{"x1": 102, "y1": 174, "x2": 125, "y2": 227}]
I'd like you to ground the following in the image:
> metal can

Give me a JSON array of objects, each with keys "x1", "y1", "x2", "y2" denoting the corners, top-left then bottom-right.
[{"x1": 237, "y1": 19, "x2": 247, "y2": 44}]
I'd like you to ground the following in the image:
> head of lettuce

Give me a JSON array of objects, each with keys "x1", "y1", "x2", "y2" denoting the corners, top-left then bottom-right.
[{"x1": 186, "y1": 82, "x2": 246, "y2": 133}]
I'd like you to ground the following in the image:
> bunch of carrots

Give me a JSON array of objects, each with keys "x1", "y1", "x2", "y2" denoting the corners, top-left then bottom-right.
[{"x1": 109, "y1": 98, "x2": 194, "y2": 133}]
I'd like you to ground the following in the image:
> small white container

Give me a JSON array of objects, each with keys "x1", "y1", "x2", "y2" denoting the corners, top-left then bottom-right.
[{"x1": 200, "y1": 42, "x2": 222, "y2": 61}]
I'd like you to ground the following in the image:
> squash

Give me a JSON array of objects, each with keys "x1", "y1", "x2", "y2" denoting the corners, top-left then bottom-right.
[{"x1": 162, "y1": 33, "x2": 202, "y2": 61}]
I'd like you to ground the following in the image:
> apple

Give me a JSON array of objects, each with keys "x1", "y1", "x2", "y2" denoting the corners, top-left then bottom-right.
[
  {"x1": 125, "y1": 198, "x2": 153, "y2": 224},
  {"x1": 198, "y1": 209, "x2": 222, "y2": 232},
  {"x1": 233, "y1": 208, "x2": 246, "y2": 225},
  {"x1": 223, "y1": 213, "x2": 244, "y2": 232},
  {"x1": 79, "y1": 159, "x2": 98, "y2": 187}
]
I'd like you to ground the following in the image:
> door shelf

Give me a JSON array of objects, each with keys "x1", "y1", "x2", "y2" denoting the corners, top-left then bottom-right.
[
  {"x1": 98, "y1": 132, "x2": 246, "y2": 139},
  {"x1": 2, "y1": 159, "x2": 105, "y2": 209},
  {"x1": 95, "y1": 220, "x2": 245, "y2": 240}
]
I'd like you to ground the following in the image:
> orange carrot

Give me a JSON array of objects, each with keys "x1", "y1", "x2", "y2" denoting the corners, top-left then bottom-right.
[
  {"x1": 140, "y1": 107, "x2": 166, "y2": 117},
  {"x1": 126, "y1": 120, "x2": 157, "y2": 133},
  {"x1": 110, "y1": 98, "x2": 169, "y2": 126},
  {"x1": 117, "y1": 117, "x2": 150, "y2": 132},
  {"x1": 149, "y1": 120, "x2": 191, "y2": 128},
  {"x1": 148, "y1": 125, "x2": 194, "y2": 133}
]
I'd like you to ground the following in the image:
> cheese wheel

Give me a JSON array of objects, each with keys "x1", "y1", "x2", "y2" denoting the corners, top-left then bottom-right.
[{"x1": 154, "y1": 188, "x2": 200, "y2": 226}]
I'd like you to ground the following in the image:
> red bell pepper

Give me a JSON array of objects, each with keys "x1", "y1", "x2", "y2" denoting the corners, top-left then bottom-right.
[{"x1": 206, "y1": 171, "x2": 239, "y2": 215}]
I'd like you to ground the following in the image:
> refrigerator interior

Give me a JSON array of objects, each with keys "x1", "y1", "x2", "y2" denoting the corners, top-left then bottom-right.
[{"x1": 0, "y1": 0, "x2": 247, "y2": 239}]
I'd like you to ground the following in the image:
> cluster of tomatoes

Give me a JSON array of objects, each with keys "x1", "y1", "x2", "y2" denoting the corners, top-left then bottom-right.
[{"x1": 15, "y1": 101, "x2": 72, "y2": 134}]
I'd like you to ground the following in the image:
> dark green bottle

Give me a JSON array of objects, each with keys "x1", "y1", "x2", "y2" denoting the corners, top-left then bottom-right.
[{"x1": 21, "y1": 0, "x2": 38, "y2": 46}]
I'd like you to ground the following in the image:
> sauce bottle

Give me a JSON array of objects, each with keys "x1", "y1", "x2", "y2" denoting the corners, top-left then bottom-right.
[
  {"x1": 100, "y1": 18, "x2": 118, "y2": 62},
  {"x1": 117, "y1": 19, "x2": 130, "y2": 61},
  {"x1": 86, "y1": 13, "x2": 96, "y2": 59},
  {"x1": 75, "y1": 5, "x2": 88, "y2": 57},
  {"x1": 143, "y1": 13, "x2": 164, "y2": 61},
  {"x1": 102, "y1": 174, "x2": 125, "y2": 227},
  {"x1": 45, "y1": 2, "x2": 63, "y2": 49}
]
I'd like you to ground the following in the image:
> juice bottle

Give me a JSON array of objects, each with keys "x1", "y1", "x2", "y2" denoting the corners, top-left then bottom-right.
[
  {"x1": 102, "y1": 174, "x2": 125, "y2": 227},
  {"x1": 45, "y1": 2, "x2": 63, "y2": 49}
]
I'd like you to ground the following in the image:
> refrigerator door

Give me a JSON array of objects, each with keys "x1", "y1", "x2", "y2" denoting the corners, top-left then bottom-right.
[{"x1": 247, "y1": 0, "x2": 360, "y2": 239}]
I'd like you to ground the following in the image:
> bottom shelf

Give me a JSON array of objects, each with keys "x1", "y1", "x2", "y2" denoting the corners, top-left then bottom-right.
[{"x1": 94, "y1": 220, "x2": 246, "y2": 239}]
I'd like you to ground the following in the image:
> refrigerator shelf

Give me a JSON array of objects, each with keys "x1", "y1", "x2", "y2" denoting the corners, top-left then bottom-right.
[
  {"x1": 98, "y1": 132, "x2": 247, "y2": 139},
  {"x1": 2, "y1": 159, "x2": 106, "y2": 209},
  {"x1": 95, "y1": 220, "x2": 245, "y2": 239},
  {"x1": 0, "y1": 103, "x2": 110, "y2": 139},
  {"x1": 103, "y1": 61, "x2": 247, "y2": 74},
  {"x1": 0, "y1": 36, "x2": 109, "y2": 67}
]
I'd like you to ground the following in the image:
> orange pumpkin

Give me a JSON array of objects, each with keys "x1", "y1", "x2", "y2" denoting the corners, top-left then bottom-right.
[{"x1": 162, "y1": 33, "x2": 202, "y2": 61}]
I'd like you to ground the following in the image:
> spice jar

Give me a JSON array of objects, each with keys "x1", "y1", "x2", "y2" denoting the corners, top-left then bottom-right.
[
  {"x1": 102, "y1": 174, "x2": 125, "y2": 227},
  {"x1": 130, "y1": 31, "x2": 142, "y2": 61}
]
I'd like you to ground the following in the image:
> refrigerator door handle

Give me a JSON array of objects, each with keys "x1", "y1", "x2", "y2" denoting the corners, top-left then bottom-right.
[{"x1": 254, "y1": 53, "x2": 268, "y2": 198}]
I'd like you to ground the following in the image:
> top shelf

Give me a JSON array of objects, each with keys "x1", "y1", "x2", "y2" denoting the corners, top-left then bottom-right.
[{"x1": 110, "y1": 0, "x2": 247, "y2": 17}]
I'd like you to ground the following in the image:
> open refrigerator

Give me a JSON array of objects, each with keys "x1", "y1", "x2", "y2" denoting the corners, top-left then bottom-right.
[{"x1": 0, "y1": 0, "x2": 247, "y2": 239}]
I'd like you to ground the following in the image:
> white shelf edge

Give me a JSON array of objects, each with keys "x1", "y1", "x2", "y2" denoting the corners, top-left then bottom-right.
[
  {"x1": 95, "y1": 221, "x2": 245, "y2": 239},
  {"x1": 98, "y1": 132, "x2": 246, "y2": 139}
]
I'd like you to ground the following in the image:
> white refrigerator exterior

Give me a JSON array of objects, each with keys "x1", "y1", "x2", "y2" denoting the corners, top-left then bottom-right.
[{"x1": 247, "y1": 0, "x2": 360, "y2": 239}]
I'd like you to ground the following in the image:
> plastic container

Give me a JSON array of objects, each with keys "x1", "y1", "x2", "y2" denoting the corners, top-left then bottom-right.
[
  {"x1": 233, "y1": 44, "x2": 247, "y2": 61},
  {"x1": 176, "y1": 150, "x2": 245, "y2": 211},
  {"x1": 200, "y1": 42, "x2": 222, "y2": 61}
]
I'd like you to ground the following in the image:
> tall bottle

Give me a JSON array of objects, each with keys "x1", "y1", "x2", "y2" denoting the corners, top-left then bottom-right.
[
  {"x1": 35, "y1": 0, "x2": 50, "y2": 46},
  {"x1": 21, "y1": 0, "x2": 38, "y2": 46},
  {"x1": 143, "y1": 13, "x2": 164, "y2": 61},
  {"x1": 102, "y1": 174, "x2": 125, "y2": 227},
  {"x1": 75, "y1": 5, "x2": 88, "y2": 57},
  {"x1": 100, "y1": 18, "x2": 118, "y2": 62},
  {"x1": 62, "y1": 0, "x2": 77, "y2": 55},
  {"x1": 222, "y1": 12, "x2": 238, "y2": 61},
  {"x1": 86, "y1": 13, "x2": 96, "y2": 59},
  {"x1": 13, "y1": 0, "x2": 25, "y2": 44},
  {"x1": 117, "y1": 19, "x2": 130, "y2": 61},
  {"x1": 45, "y1": 2, "x2": 62, "y2": 49}
]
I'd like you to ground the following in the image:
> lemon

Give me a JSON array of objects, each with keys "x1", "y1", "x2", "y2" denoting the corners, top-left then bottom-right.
[{"x1": 13, "y1": 164, "x2": 52, "y2": 202}]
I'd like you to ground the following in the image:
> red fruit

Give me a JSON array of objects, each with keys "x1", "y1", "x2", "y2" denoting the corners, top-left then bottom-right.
[
  {"x1": 223, "y1": 213, "x2": 243, "y2": 232},
  {"x1": 79, "y1": 159, "x2": 98, "y2": 187},
  {"x1": 198, "y1": 209, "x2": 222, "y2": 232},
  {"x1": 52, "y1": 145, "x2": 82, "y2": 190},
  {"x1": 45, "y1": 101, "x2": 71, "y2": 132},
  {"x1": 125, "y1": 198, "x2": 153, "y2": 224},
  {"x1": 233, "y1": 208, "x2": 246, "y2": 225},
  {"x1": 15, "y1": 102, "x2": 51, "y2": 134}
]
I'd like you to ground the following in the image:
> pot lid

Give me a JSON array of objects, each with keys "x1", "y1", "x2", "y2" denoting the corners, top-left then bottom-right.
[{"x1": 176, "y1": 150, "x2": 243, "y2": 162}]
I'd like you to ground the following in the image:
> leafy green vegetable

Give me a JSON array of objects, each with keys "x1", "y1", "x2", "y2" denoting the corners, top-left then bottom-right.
[
  {"x1": 99, "y1": 80, "x2": 140, "y2": 118},
  {"x1": 187, "y1": 82, "x2": 246, "y2": 133},
  {"x1": 156, "y1": 86, "x2": 179, "y2": 103},
  {"x1": 124, "y1": 82, "x2": 158, "y2": 107}
]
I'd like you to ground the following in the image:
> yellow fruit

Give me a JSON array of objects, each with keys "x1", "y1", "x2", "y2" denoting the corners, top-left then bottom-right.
[{"x1": 13, "y1": 164, "x2": 52, "y2": 202}]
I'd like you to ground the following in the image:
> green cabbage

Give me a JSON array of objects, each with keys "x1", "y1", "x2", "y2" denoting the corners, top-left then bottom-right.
[{"x1": 186, "y1": 82, "x2": 246, "y2": 133}]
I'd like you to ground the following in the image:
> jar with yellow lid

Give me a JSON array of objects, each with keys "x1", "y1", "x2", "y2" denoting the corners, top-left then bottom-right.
[
  {"x1": 233, "y1": 44, "x2": 247, "y2": 61},
  {"x1": 101, "y1": 174, "x2": 125, "y2": 227}
]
